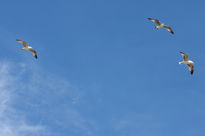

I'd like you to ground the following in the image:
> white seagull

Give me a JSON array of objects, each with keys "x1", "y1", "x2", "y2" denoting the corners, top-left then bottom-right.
[
  {"x1": 179, "y1": 52, "x2": 194, "y2": 75},
  {"x1": 148, "y1": 18, "x2": 174, "y2": 34},
  {"x1": 16, "y1": 39, "x2": 37, "y2": 59}
]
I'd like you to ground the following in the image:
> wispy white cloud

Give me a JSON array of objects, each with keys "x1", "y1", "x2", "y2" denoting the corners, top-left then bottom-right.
[
  {"x1": 0, "y1": 61, "x2": 97, "y2": 136},
  {"x1": 0, "y1": 62, "x2": 50, "y2": 136}
]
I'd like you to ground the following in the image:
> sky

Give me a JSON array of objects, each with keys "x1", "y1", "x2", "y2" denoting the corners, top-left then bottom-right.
[{"x1": 0, "y1": 0, "x2": 205, "y2": 136}]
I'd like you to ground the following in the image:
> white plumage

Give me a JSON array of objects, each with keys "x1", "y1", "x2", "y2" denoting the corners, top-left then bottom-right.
[
  {"x1": 148, "y1": 18, "x2": 174, "y2": 34},
  {"x1": 16, "y1": 39, "x2": 38, "y2": 59},
  {"x1": 179, "y1": 52, "x2": 194, "y2": 75}
]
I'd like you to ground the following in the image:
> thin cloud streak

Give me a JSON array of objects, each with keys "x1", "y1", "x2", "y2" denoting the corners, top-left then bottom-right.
[
  {"x1": 0, "y1": 61, "x2": 97, "y2": 136},
  {"x1": 0, "y1": 62, "x2": 49, "y2": 136}
]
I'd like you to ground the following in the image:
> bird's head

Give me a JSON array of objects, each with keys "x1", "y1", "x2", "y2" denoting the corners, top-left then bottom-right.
[{"x1": 156, "y1": 26, "x2": 160, "y2": 29}]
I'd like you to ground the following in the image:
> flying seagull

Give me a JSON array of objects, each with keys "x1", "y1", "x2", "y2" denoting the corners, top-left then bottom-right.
[
  {"x1": 148, "y1": 18, "x2": 174, "y2": 34},
  {"x1": 179, "y1": 52, "x2": 194, "y2": 75},
  {"x1": 16, "y1": 39, "x2": 37, "y2": 59}
]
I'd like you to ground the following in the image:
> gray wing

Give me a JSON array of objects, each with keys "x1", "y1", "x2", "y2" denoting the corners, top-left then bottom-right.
[
  {"x1": 16, "y1": 39, "x2": 28, "y2": 47},
  {"x1": 148, "y1": 18, "x2": 161, "y2": 25},
  {"x1": 187, "y1": 64, "x2": 194, "y2": 75},
  {"x1": 28, "y1": 48, "x2": 37, "y2": 59},
  {"x1": 180, "y1": 52, "x2": 189, "y2": 61},
  {"x1": 163, "y1": 26, "x2": 174, "y2": 34}
]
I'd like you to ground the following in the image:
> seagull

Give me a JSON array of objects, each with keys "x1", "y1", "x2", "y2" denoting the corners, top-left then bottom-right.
[
  {"x1": 16, "y1": 39, "x2": 37, "y2": 59},
  {"x1": 148, "y1": 18, "x2": 174, "y2": 34},
  {"x1": 179, "y1": 52, "x2": 194, "y2": 75}
]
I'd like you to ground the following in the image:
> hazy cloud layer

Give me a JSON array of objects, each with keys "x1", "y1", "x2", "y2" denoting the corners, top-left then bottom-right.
[
  {"x1": 0, "y1": 62, "x2": 49, "y2": 136},
  {"x1": 0, "y1": 61, "x2": 96, "y2": 136}
]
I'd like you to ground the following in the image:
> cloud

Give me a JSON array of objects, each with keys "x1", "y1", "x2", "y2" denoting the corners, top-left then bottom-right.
[
  {"x1": 0, "y1": 61, "x2": 97, "y2": 136},
  {"x1": 0, "y1": 62, "x2": 50, "y2": 136}
]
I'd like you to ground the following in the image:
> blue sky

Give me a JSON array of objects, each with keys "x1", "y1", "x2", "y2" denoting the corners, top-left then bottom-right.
[{"x1": 0, "y1": 0, "x2": 205, "y2": 136}]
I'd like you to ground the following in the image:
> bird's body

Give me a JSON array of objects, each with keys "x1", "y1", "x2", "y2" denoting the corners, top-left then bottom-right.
[
  {"x1": 156, "y1": 23, "x2": 165, "y2": 29},
  {"x1": 179, "y1": 52, "x2": 194, "y2": 75},
  {"x1": 148, "y1": 18, "x2": 174, "y2": 34},
  {"x1": 16, "y1": 39, "x2": 38, "y2": 59},
  {"x1": 22, "y1": 46, "x2": 32, "y2": 50},
  {"x1": 179, "y1": 60, "x2": 194, "y2": 65}
]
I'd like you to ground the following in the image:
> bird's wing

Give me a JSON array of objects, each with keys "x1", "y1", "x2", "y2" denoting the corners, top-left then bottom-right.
[
  {"x1": 180, "y1": 52, "x2": 189, "y2": 61},
  {"x1": 16, "y1": 39, "x2": 28, "y2": 47},
  {"x1": 148, "y1": 18, "x2": 161, "y2": 25},
  {"x1": 187, "y1": 64, "x2": 194, "y2": 75},
  {"x1": 28, "y1": 48, "x2": 37, "y2": 59},
  {"x1": 163, "y1": 26, "x2": 174, "y2": 34}
]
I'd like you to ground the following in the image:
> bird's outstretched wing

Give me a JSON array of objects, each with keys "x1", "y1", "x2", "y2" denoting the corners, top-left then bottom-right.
[
  {"x1": 16, "y1": 39, "x2": 28, "y2": 47},
  {"x1": 28, "y1": 48, "x2": 37, "y2": 59},
  {"x1": 163, "y1": 26, "x2": 174, "y2": 34},
  {"x1": 180, "y1": 52, "x2": 189, "y2": 61},
  {"x1": 187, "y1": 64, "x2": 194, "y2": 75},
  {"x1": 148, "y1": 18, "x2": 161, "y2": 25}
]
